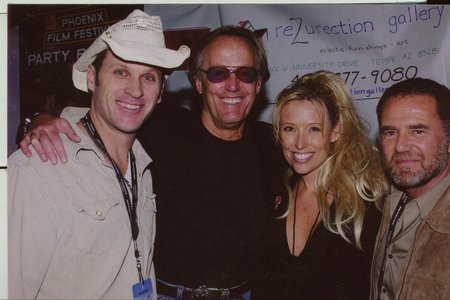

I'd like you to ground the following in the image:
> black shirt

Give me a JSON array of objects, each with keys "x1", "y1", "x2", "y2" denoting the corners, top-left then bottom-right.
[{"x1": 138, "y1": 104, "x2": 285, "y2": 288}]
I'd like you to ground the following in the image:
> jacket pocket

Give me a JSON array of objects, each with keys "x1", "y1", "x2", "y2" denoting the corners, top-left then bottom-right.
[{"x1": 72, "y1": 194, "x2": 128, "y2": 255}]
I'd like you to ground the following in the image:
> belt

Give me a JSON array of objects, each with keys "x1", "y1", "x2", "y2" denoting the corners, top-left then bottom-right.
[{"x1": 157, "y1": 279, "x2": 249, "y2": 300}]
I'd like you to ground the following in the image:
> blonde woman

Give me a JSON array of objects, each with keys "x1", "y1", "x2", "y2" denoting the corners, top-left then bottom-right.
[{"x1": 254, "y1": 71, "x2": 388, "y2": 299}]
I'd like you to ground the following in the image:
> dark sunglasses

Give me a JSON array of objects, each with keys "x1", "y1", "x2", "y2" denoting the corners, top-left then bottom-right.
[{"x1": 201, "y1": 66, "x2": 259, "y2": 84}]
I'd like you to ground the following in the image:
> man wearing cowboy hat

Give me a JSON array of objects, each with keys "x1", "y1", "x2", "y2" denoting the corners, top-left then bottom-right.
[
  {"x1": 8, "y1": 9, "x2": 189, "y2": 299},
  {"x1": 18, "y1": 24, "x2": 284, "y2": 300}
]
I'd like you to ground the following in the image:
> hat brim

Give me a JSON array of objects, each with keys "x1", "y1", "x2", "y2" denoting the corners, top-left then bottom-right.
[{"x1": 73, "y1": 37, "x2": 190, "y2": 92}]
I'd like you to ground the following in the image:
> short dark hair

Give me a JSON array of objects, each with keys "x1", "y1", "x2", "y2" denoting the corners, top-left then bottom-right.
[
  {"x1": 376, "y1": 77, "x2": 450, "y2": 137},
  {"x1": 188, "y1": 26, "x2": 270, "y2": 85},
  {"x1": 91, "y1": 50, "x2": 108, "y2": 86}
]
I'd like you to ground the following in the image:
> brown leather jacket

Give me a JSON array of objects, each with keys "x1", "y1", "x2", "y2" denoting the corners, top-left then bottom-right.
[{"x1": 371, "y1": 181, "x2": 450, "y2": 300}]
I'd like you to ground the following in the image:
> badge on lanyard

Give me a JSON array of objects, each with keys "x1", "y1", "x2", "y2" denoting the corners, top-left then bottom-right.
[{"x1": 132, "y1": 278, "x2": 153, "y2": 300}]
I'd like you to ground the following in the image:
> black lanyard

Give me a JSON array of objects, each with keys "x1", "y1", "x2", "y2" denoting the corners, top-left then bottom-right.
[
  {"x1": 81, "y1": 111, "x2": 144, "y2": 282},
  {"x1": 376, "y1": 192, "x2": 409, "y2": 300}
]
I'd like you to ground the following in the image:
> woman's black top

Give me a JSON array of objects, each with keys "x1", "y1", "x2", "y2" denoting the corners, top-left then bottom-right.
[{"x1": 253, "y1": 198, "x2": 381, "y2": 300}]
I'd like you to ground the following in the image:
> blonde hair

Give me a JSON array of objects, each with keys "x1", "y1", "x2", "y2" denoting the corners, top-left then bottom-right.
[{"x1": 273, "y1": 70, "x2": 388, "y2": 249}]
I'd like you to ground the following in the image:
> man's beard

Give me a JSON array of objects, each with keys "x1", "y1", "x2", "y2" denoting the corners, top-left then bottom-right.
[{"x1": 382, "y1": 141, "x2": 449, "y2": 189}]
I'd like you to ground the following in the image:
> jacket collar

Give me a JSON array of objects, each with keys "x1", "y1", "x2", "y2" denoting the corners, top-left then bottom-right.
[{"x1": 425, "y1": 178, "x2": 450, "y2": 234}]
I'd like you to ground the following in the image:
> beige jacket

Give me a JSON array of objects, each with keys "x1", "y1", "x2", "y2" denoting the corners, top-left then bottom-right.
[
  {"x1": 371, "y1": 175, "x2": 450, "y2": 300},
  {"x1": 8, "y1": 108, "x2": 157, "y2": 299}
]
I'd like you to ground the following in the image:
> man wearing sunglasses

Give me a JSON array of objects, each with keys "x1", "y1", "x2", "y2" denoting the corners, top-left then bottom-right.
[{"x1": 20, "y1": 26, "x2": 284, "y2": 299}]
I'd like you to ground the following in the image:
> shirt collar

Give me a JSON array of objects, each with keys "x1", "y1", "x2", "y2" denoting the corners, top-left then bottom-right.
[{"x1": 62, "y1": 109, "x2": 152, "y2": 171}]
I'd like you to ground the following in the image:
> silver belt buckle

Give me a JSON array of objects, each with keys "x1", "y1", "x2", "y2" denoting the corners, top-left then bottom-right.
[
  {"x1": 190, "y1": 285, "x2": 231, "y2": 300},
  {"x1": 191, "y1": 285, "x2": 210, "y2": 299}
]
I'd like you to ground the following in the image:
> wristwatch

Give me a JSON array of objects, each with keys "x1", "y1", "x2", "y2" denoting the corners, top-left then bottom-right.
[{"x1": 23, "y1": 112, "x2": 41, "y2": 135}]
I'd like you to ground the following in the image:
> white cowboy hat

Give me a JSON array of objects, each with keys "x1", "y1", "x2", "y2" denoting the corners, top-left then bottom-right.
[{"x1": 73, "y1": 9, "x2": 190, "y2": 92}]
